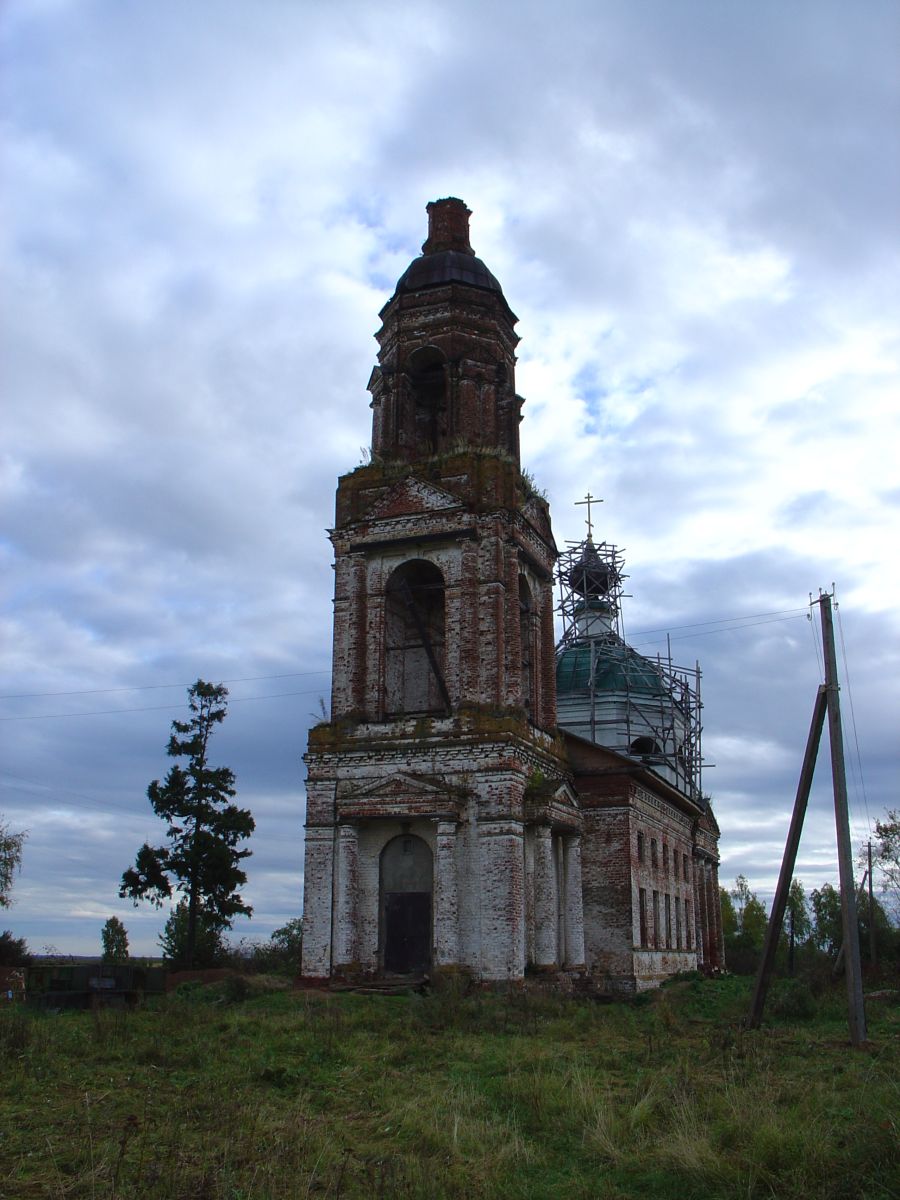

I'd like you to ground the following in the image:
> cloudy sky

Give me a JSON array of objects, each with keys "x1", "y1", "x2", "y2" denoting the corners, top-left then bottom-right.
[{"x1": 3, "y1": 0, "x2": 898, "y2": 955}]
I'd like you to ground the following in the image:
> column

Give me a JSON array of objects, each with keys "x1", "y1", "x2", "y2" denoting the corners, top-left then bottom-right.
[
  {"x1": 694, "y1": 859, "x2": 708, "y2": 966},
  {"x1": 363, "y1": 558, "x2": 384, "y2": 720},
  {"x1": 532, "y1": 825, "x2": 557, "y2": 968},
  {"x1": 479, "y1": 819, "x2": 526, "y2": 980},
  {"x1": 563, "y1": 836, "x2": 586, "y2": 968},
  {"x1": 433, "y1": 820, "x2": 460, "y2": 967},
  {"x1": 300, "y1": 825, "x2": 334, "y2": 978},
  {"x1": 333, "y1": 823, "x2": 359, "y2": 969},
  {"x1": 700, "y1": 864, "x2": 715, "y2": 964}
]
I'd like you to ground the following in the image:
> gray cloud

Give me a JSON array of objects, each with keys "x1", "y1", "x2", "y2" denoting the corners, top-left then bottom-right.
[{"x1": 2, "y1": 0, "x2": 897, "y2": 952}]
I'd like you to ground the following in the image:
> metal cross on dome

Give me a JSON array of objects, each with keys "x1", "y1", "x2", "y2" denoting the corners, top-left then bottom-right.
[{"x1": 574, "y1": 492, "x2": 603, "y2": 541}]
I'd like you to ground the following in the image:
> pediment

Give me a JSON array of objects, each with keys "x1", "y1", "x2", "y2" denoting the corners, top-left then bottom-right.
[
  {"x1": 523, "y1": 495, "x2": 556, "y2": 548},
  {"x1": 366, "y1": 476, "x2": 461, "y2": 521},
  {"x1": 553, "y1": 781, "x2": 580, "y2": 810},
  {"x1": 344, "y1": 772, "x2": 449, "y2": 802}
]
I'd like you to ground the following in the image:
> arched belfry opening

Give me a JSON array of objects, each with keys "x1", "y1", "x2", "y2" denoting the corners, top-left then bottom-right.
[
  {"x1": 407, "y1": 346, "x2": 448, "y2": 456},
  {"x1": 380, "y1": 834, "x2": 433, "y2": 973},
  {"x1": 384, "y1": 560, "x2": 449, "y2": 716}
]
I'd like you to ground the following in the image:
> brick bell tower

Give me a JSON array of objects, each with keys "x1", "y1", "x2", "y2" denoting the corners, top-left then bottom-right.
[{"x1": 301, "y1": 199, "x2": 585, "y2": 984}]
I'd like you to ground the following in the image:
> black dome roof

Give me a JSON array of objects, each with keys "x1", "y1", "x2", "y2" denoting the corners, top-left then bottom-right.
[{"x1": 395, "y1": 249, "x2": 503, "y2": 296}]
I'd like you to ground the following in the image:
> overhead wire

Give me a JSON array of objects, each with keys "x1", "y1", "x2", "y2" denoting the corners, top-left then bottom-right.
[
  {"x1": 1, "y1": 771, "x2": 149, "y2": 817},
  {"x1": 631, "y1": 605, "x2": 808, "y2": 638},
  {"x1": 807, "y1": 595, "x2": 825, "y2": 681},
  {"x1": 0, "y1": 669, "x2": 331, "y2": 701},
  {"x1": 0, "y1": 604, "x2": 812, "y2": 720},
  {"x1": 835, "y1": 600, "x2": 873, "y2": 843},
  {"x1": 0, "y1": 688, "x2": 329, "y2": 722},
  {"x1": 631, "y1": 611, "x2": 807, "y2": 651}
]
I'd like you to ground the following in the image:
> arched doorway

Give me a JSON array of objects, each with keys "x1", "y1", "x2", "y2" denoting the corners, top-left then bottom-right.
[{"x1": 380, "y1": 834, "x2": 433, "y2": 974}]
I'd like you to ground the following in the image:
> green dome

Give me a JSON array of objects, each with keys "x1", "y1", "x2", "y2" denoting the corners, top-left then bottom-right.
[{"x1": 556, "y1": 639, "x2": 668, "y2": 699}]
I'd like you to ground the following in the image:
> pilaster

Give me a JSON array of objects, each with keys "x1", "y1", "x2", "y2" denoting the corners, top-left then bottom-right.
[
  {"x1": 334, "y1": 823, "x2": 359, "y2": 968},
  {"x1": 300, "y1": 825, "x2": 334, "y2": 978},
  {"x1": 433, "y1": 819, "x2": 460, "y2": 967},
  {"x1": 532, "y1": 825, "x2": 557, "y2": 967},
  {"x1": 479, "y1": 819, "x2": 525, "y2": 980},
  {"x1": 563, "y1": 835, "x2": 586, "y2": 968}
]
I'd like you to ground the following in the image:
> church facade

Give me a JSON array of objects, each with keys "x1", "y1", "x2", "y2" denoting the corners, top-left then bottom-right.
[{"x1": 300, "y1": 198, "x2": 723, "y2": 992}]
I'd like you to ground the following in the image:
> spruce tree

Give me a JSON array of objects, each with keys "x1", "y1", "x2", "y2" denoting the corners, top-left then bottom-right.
[{"x1": 120, "y1": 680, "x2": 254, "y2": 968}]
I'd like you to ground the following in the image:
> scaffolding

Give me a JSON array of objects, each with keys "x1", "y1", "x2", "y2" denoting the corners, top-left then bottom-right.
[{"x1": 556, "y1": 539, "x2": 704, "y2": 802}]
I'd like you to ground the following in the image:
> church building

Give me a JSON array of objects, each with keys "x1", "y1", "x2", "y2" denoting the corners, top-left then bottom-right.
[{"x1": 300, "y1": 198, "x2": 723, "y2": 992}]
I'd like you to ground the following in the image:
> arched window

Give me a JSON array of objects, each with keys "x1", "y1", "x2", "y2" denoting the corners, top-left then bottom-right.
[
  {"x1": 384, "y1": 560, "x2": 448, "y2": 715},
  {"x1": 630, "y1": 736, "x2": 661, "y2": 757},
  {"x1": 407, "y1": 346, "x2": 447, "y2": 456},
  {"x1": 519, "y1": 575, "x2": 535, "y2": 714}
]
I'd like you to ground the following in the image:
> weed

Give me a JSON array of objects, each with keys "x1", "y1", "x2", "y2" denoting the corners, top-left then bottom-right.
[
  {"x1": 0, "y1": 1004, "x2": 31, "y2": 1061},
  {"x1": 770, "y1": 977, "x2": 817, "y2": 1019}
]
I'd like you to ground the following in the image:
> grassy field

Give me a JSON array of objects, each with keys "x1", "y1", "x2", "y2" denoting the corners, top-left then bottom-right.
[{"x1": 2, "y1": 973, "x2": 898, "y2": 1199}]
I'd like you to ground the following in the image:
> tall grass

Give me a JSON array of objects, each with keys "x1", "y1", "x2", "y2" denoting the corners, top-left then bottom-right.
[{"x1": 1, "y1": 975, "x2": 897, "y2": 1198}]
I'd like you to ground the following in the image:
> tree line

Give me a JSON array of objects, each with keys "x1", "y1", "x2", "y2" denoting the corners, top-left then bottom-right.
[{"x1": 719, "y1": 868, "x2": 899, "y2": 977}]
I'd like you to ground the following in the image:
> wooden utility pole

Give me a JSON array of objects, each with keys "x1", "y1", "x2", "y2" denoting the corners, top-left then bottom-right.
[
  {"x1": 747, "y1": 686, "x2": 827, "y2": 1028},
  {"x1": 820, "y1": 592, "x2": 867, "y2": 1046},
  {"x1": 747, "y1": 592, "x2": 867, "y2": 1046}
]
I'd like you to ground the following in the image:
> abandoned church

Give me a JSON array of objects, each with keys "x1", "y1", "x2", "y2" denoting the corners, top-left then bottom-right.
[{"x1": 300, "y1": 198, "x2": 724, "y2": 992}]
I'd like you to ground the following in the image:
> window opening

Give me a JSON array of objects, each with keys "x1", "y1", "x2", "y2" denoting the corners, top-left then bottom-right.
[
  {"x1": 385, "y1": 560, "x2": 449, "y2": 715},
  {"x1": 408, "y1": 346, "x2": 448, "y2": 456}
]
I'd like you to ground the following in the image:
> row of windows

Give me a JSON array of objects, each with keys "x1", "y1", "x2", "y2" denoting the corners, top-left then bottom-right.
[
  {"x1": 636, "y1": 831, "x2": 691, "y2": 883},
  {"x1": 638, "y1": 888, "x2": 692, "y2": 951}
]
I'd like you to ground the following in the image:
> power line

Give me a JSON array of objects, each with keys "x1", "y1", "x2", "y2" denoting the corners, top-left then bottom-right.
[
  {"x1": 1, "y1": 772, "x2": 146, "y2": 817},
  {"x1": 1, "y1": 607, "x2": 809, "y2": 705},
  {"x1": 0, "y1": 670, "x2": 331, "y2": 702},
  {"x1": 835, "y1": 601, "x2": 872, "y2": 839},
  {"x1": 632, "y1": 611, "x2": 807, "y2": 650},
  {"x1": 630, "y1": 606, "x2": 808, "y2": 638},
  {"x1": 0, "y1": 688, "x2": 328, "y2": 723}
]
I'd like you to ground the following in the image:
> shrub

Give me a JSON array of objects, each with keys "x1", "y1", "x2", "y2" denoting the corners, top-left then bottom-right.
[{"x1": 770, "y1": 978, "x2": 817, "y2": 1019}]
